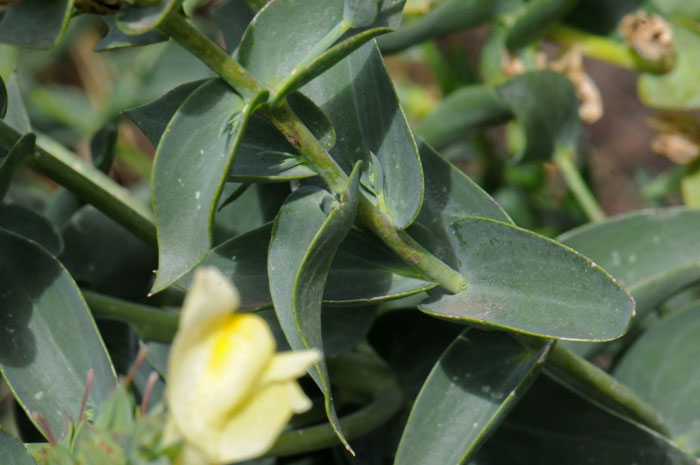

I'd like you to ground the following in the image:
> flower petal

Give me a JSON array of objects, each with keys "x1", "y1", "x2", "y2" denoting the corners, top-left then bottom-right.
[
  {"x1": 260, "y1": 349, "x2": 321, "y2": 384},
  {"x1": 179, "y1": 267, "x2": 240, "y2": 334}
]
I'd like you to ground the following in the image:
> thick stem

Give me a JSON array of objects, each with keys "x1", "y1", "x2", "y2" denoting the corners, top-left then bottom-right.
[
  {"x1": 546, "y1": 24, "x2": 673, "y2": 74},
  {"x1": 157, "y1": 13, "x2": 266, "y2": 101},
  {"x1": 83, "y1": 290, "x2": 179, "y2": 343},
  {"x1": 161, "y1": 14, "x2": 466, "y2": 294},
  {"x1": 0, "y1": 122, "x2": 156, "y2": 247},
  {"x1": 554, "y1": 147, "x2": 605, "y2": 222},
  {"x1": 546, "y1": 342, "x2": 670, "y2": 436}
]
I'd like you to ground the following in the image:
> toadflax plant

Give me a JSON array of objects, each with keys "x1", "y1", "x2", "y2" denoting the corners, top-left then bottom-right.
[{"x1": 0, "y1": 0, "x2": 700, "y2": 464}]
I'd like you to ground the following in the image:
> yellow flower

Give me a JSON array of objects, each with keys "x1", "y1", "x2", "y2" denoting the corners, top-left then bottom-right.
[{"x1": 165, "y1": 267, "x2": 320, "y2": 465}]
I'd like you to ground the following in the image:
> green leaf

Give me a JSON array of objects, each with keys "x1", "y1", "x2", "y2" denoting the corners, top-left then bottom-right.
[
  {"x1": 412, "y1": 142, "x2": 512, "y2": 266},
  {"x1": 638, "y1": 24, "x2": 700, "y2": 110},
  {"x1": 210, "y1": 0, "x2": 255, "y2": 52},
  {"x1": 396, "y1": 330, "x2": 549, "y2": 465},
  {"x1": 0, "y1": 133, "x2": 35, "y2": 201},
  {"x1": 0, "y1": 229, "x2": 116, "y2": 439},
  {"x1": 416, "y1": 86, "x2": 512, "y2": 150},
  {"x1": 420, "y1": 218, "x2": 635, "y2": 341},
  {"x1": 268, "y1": 164, "x2": 362, "y2": 450},
  {"x1": 496, "y1": 70, "x2": 580, "y2": 162},
  {"x1": 90, "y1": 124, "x2": 118, "y2": 174},
  {"x1": 4, "y1": 72, "x2": 31, "y2": 134},
  {"x1": 614, "y1": 301, "x2": 700, "y2": 442},
  {"x1": 94, "y1": 16, "x2": 165, "y2": 52},
  {"x1": 377, "y1": 0, "x2": 517, "y2": 54},
  {"x1": 151, "y1": 80, "x2": 263, "y2": 293},
  {"x1": 0, "y1": 0, "x2": 74, "y2": 49},
  {"x1": 476, "y1": 374, "x2": 698, "y2": 465},
  {"x1": 237, "y1": 0, "x2": 404, "y2": 103},
  {"x1": 117, "y1": 0, "x2": 182, "y2": 35},
  {"x1": 559, "y1": 207, "x2": 700, "y2": 315},
  {"x1": 0, "y1": 75, "x2": 7, "y2": 118},
  {"x1": 0, "y1": 429, "x2": 37, "y2": 465},
  {"x1": 505, "y1": 0, "x2": 579, "y2": 51},
  {"x1": 0, "y1": 204, "x2": 62, "y2": 255},
  {"x1": 183, "y1": 222, "x2": 435, "y2": 310},
  {"x1": 60, "y1": 206, "x2": 156, "y2": 300},
  {"x1": 303, "y1": 42, "x2": 424, "y2": 229}
]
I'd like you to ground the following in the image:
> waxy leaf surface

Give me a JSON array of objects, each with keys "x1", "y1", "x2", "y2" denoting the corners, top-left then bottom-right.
[
  {"x1": 395, "y1": 330, "x2": 549, "y2": 465},
  {"x1": 268, "y1": 166, "x2": 361, "y2": 449},
  {"x1": 420, "y1": 218, "x2": 634, "y2": 341},
  {"x1": 303, "y1": 42, "x2": 424, "y2": 229},
  {"x1": 237, "y1": 0, "x2": 405, "y2": 102},
  {"x1": 559, "y1": 207, "x2": 700, "y2": 314},
  {"x1": 614, "y1": 301, "x2": 700, "y2": 442},
  {"x1": 151, "y1": 79, "x2": 258, "y2": 293},
  {"x1": 0, "y1": 229, "x2": 116, "y2": 439},
  {"x1": 117, "y1": 0, "x2": 181, "y2": 35},
  {"x1": 0, "y1": 0, "x2": 73, "y2": 49},
  {"x1": 0, "y1": 429, "x2": 37, "y2": 465},
  {"x1": 0, "y1": 204, "x2": 62, "y2": 255}
]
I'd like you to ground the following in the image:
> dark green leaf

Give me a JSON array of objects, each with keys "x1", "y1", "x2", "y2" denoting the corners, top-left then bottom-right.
[
  {"x1": 268, "y1": 164, "x2": 362, "y2": 449},
  {"x1": 420, "y1": 218, "x2": 635, "y2": 341},
  {"x1": 237, "y1": 0, "x2": 404, "y2": 103},
  {"x1": 0, "y1": 229, "x2": 116, "y2": 439},
  {"x1": 0, "y1": 204, "x2": 62, "y2": 255},
  {"x1": 0, "y1": 133, "x2": 35, "y2": 201},
  {"x1": 476, "y1": 375, "x2": 698, "y2": 465},
  {"x1": 0, "y1": 0, "x2": 74, "y2": 49},
  {"x1": 210, "y1": 0, "x2": 254, "y2": 52},
  {"x1": 94, "y1": 16, "x2": 165, "y2": 52},
  {"x1": 0, "y1": 75, "x2": 7, "y2": 118},
  {"x1": 321, "y1": 306, "x2": 376, "y2": 357},
  {"x1": 638, "y1": 24, "x2": 700, "y2": 110},
  {"x1": 123, "y1": 79, "x2": 210, "y2": 147},
  {"x1": 0, "y1": 429, "x2": 37, "y2": 465},
  {"x1": 614, "y1": 301, "x2": 700, "y2": 441},
  {"x1": 496, "y1": 70, "x2": 580, "y2": 162},
  {"x1": 377, "y1": 0, "x2": 517, "y2": 54},
  {"x1": 151, "y1": 80, "x2": 262, "y2": 293},
  {"x1": 90, "y1": 124, "x2": 118, "y2": 173},
  {"x1": 116, "y1": 0, "x2": 181, "y2": 35},
  {"x1": 60, "y1": 206, "x2": 156, "y2": 300},
  {"x1": 559, "y1": 207, "x2": 700, "y2": 315},
  {"x1": 182, "y1": 222, "x2": 435, "y2": 310},
  {"x1": 303, "y1": 42, "x2": 424, "y2": 229},
  {"x1": 412, "y1": 142, "x2": 512, "y2": 267},
  {"x1": 416, "y1": 86, "x2": 512, "y2": 150},
  {"x1": 396, "y1": 330, "x2": 549, "y2": 465},
  {"x1": 505, "y1": 0, "x2": 579, "y2": 51}
]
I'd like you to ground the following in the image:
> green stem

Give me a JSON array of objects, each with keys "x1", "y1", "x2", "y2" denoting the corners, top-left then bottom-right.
[
  {"x1": 0, "y1": 122, "x2": 157, "y2": 247},
  {"x1": 269, "y1": 349, "x2": 403, "y2": 456},
  {"x1": 546, "y1": 24, "x2": 673, "y2": 74},
  {"x1": 546, "y1": 343, "x2": 670, "y2": 436},
  {"x1": 161, "y1": 14, "x2": 466, "y2": 295},
  {"x1": 554, "y1": 147, "x2": 605, "y2": 222},
  {"x1": 157, "y1": 13, "x2": 266, "y2": 101},
  {"x1": 83, "y1": 290, "x2": 179, "y2": 343}
]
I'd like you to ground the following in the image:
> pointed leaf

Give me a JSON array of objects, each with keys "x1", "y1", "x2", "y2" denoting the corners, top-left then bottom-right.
[
  {"x1": 303, "y1": 42, "x2": 424, "y2": 229},
  {"x1": 476, "y1": 375, "x2": 698, "y2": 465},
  {"x1": 0, "y1": 133, "x2": 35, "y2": 201},
  {"x1": 396, "y1": 330, "x2": 549, "y2": 465},
  {"x1": 151, "y1": 79, "x2": 263, "y2": 293},
  {"x1": 420, "y1": 218, "x2": 635, "y2": 341},
  {"x1": 0, "y1": 0, "x2": 74, "y2": 49},
  {"x1": 94, "y1": 16, "x2": 165, "y2": 52},
  {"x1": 496, "y1": 70, "x2": 580, "y2": 162},
  {"x1": 0, "y1": 204, "x2": 62, "y2": 255},
  {"x1": 559, "y1": 207, "x2": 700, "y2": 315},
  {"x1": 268, "y1": 164, "x2": 362, "y2": 449},
  {"x1": 182, "y1": 222, "x2": 435, "y2": 310},
  {"x1": 0, "y1": 229, "x2": 116, "y2": 439},
  {"x1": 614, "y1": 301, "x2": 700, "y2": 441},
  {"x1": 237, "y1": 0, "x2": 404, "y2": 102},
  {"x1": 116, "y1": 0, "x2": 181, "y2": 35}
]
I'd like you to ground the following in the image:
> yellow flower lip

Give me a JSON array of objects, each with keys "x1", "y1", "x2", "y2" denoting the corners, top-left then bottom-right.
[{"x1": 165, "y1": 267, "x2": 320, "y2": 464}]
